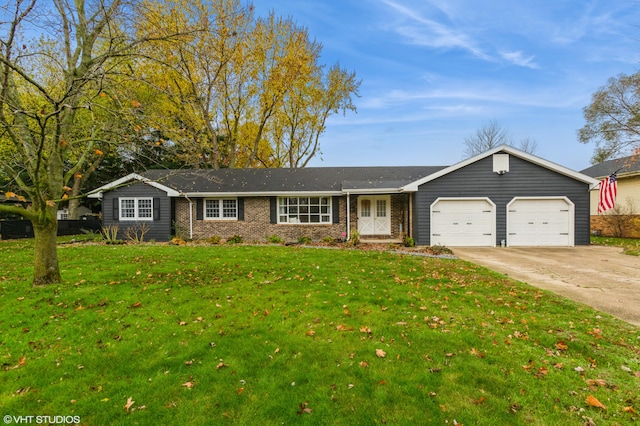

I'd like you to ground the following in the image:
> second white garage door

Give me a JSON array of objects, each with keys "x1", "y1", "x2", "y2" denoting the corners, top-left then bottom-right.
[
  {"x1": 431, "y1": 198, "x2": 495, "y2": 247},
  {"x1": 507, "y1": 197, "x2": 574, "y2": 246}
]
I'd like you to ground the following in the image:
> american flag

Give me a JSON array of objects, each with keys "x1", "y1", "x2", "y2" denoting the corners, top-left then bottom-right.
[{"x1": 597, "y1": 172, "x2": 617, "y2": 213}]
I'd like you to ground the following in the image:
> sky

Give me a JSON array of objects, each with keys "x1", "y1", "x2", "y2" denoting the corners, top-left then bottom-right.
[{"x1": 254, "y1": 0, "x2": 640, "y2": 171}]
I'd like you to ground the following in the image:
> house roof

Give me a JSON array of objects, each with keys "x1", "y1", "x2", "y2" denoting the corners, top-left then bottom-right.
[
  {"x1": 88, "y1": 166, "x2": 446, "y2": 198},
  {"x1": 88, "y1": 145, "x2": 599, "y2": 198},
  {"x1": 580, "y1": 155, "x2": 640, "y2": 179}
]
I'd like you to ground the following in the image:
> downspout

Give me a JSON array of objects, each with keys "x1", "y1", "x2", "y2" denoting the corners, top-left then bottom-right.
[
  {"x1": 181, "y1": 193, "x2": 194, "y2": 239},
  {"x1": 409, "y1": 193, "x2": 413, "y2": 242},
  {"x1": 346, "y1": 192, "x2": 351, "y2": 241}
]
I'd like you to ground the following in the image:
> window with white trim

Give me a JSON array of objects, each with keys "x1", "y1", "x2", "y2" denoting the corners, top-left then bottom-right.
[
  {"x1": 205, "y1": 198, "x2": 237, "y2": 220},
  {"x1": 278, "y1": 197, "x2": 331, "y2": 224},
  {"x1": 120, "y1": 197, "x2": 153, "y2": 220}
]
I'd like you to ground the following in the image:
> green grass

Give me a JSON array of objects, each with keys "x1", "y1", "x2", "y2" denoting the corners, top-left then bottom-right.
[
  {"x1": 1, "y1": 240, "x2": 639, "y2": 425},
  {"x1": 591, "y1": 235, "x2": 640, "y2": 256}
]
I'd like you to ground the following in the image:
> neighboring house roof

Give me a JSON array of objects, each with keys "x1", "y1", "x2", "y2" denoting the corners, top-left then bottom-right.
[
  {"x1": 88, "y1": 144, "x2": 598, "y2": 198},
  {"x1": 580, "y1": 155, "x2": 640, "y2": 179}
]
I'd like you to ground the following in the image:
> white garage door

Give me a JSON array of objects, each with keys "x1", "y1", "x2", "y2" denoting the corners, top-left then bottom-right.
[
  {"x1": 507, "y1": 198, "x2": 574, "y2": 247},
  {"x1": 431, "y1": 198, "x2": 495, "y2": 247}
]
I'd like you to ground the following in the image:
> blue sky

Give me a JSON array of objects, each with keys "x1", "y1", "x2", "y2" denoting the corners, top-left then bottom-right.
[{"x1": 254, "y1": 0, "x2": 640, "y2": 171}]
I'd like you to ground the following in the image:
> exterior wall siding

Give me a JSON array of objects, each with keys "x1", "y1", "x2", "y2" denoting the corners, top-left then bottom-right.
[
  {"x1": 414, "y1": 155, "x2": 592, "y2": 246},
  {"x1": 101, "y1": 182, "x2": 172, "y2": 241}
]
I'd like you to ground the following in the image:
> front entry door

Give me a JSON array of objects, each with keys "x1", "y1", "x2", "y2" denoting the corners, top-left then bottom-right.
[{"x1": 358, "y1": 196, "x2": 391, "y2": 235}]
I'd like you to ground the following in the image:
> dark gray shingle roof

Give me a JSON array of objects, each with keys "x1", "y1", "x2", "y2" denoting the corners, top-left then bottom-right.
[
  {"x1": 140, "y1": 166, "x2": 446, "y2": 194},
  {"x1": 580, "y1": 155, "x2": 640, "y2": 179}
]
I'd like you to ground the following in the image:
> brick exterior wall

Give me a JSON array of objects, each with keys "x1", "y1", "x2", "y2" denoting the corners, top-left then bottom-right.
[
  {"x1": 175, "y1": 197, "x2": 347, "y2": 243},
  {"x1": 175, "y1": 194, "x2": 411, "y2": 243},
  {"x1": 590, "y1": 215, "x2": 640, "y2": 238}
]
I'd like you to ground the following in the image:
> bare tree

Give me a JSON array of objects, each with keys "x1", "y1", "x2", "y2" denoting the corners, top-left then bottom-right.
[{"x1": 463, "y1": 120, "x2": 538, "y2": 157}]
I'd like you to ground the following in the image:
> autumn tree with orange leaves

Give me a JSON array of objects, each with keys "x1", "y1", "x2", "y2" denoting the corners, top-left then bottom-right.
[{"x1": 0, "y1": 0, "x2": 200, "y2": 284}]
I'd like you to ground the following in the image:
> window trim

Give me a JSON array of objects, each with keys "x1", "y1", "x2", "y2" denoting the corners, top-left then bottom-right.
[
  {"x1": 204, "y1": 198, "x2": 238, "y2": 220},
  {"x1": 119, "y1": 197, "x2": 154, "y2": 221},
  {"x1": 277, "y1": 196, "x2": 332, "y2": 225}
]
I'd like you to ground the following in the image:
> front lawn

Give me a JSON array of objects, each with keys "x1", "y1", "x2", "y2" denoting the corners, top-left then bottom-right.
[{"x1": 1, "y1": 241, "x2": 639, "y2": 425}]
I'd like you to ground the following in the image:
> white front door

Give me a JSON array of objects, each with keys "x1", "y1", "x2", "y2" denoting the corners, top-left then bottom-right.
[{"x1": 358, "y1": 196, "x2": 391, "y2": 235}]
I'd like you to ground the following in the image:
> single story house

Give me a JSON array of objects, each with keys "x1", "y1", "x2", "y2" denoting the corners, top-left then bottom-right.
[
  {"x1": 88, "y1": 145, "x2": 599, "y2": 247},
  {"x1": 580, "y1": 154, "x2": 640, "y2": 237}
]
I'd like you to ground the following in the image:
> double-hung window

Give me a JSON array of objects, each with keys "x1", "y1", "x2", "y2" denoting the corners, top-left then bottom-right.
[
  {"x1": 278, "y1": 197, "x2": 331, "y2": 224},
  {"x1": 205, "y1": 199, "x2": 237, "y2": 220},
  {"x1": 120, "y1": 198, "x2": 153, "y2": 221}
]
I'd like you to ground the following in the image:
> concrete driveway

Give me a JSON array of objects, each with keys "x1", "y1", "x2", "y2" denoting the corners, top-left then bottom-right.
[{"x1": 452, "y1": 246, "x2": 640, "y2": 327}]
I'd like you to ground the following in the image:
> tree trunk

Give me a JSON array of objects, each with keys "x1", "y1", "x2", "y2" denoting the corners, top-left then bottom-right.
[{"x1": 32, "y1": 215, "x2": 61, "y2": 285}]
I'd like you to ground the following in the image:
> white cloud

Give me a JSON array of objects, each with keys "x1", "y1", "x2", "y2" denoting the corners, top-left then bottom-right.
[
  {"x1": 381, "y1": 0, "x2": 490, "y2": 60},
  {"x1": 500, "y1": 50, "x2": 539, "y2": 69}
]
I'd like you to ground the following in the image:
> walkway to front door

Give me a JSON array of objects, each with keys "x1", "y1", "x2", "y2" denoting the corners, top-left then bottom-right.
[{"x1": 357, "y1": 196, "x2": 391, "y2": 235}]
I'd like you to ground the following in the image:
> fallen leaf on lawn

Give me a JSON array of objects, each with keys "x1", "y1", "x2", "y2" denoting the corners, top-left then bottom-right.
[
  {"x1": 359, "y1": 361, "x2": 369, "y2": 367},
  {"x1": 555, "y1": 340, "x2": 568, "y2": 351},
  {"x1": 536, "y1": 366, "x2": 549, "y2": 377},
  {"x1": 470, "y1": 348, "x2": 485, "y2": 358},
  {"x1": 554, "y1": 362, "x2": 564, "y2": 369},
  {"x1": 586, "y1": 379, "x2": 607, "y2": 387},
  {"x1": 378, "y1": 379, "x2": 387, "y2": 385},
  {"x1": 336, "y1": 324, "x2": 348, "y2": 331},
  {"x1": 237, "y1": 387, "x2": 245, "y2": 395},
  {"x1": 360, "y1": 326, "x2": 372, "y2": 334},
  {"x1": 473, "y1": 396, "x2": 487, "y2": 405},
  {"x1": 124, "y1": 396, "x2": 135, "y2": 412},
  {"x1": 574, "y1": 366, "x2": 585, "y2": 373},
  {"x1": 585, "y1": 395, "x2": 606, "y2": 409},
  {"x1": 178, "y1": 321, "x2": 187, "y2": 326},
  {"x1": 621, "y1": 365, "x2": 632, "y2": 373},
  {"x1": 375, "y1": 349, "x2": 386, "y2": 358},
  {"x1": 395, "y1": 321, "x2": 407, "y2": 326},
  {"x1": 305, "y1": 330, "x2": 315, "y2": 336},
  {"x1": 296, "y1": 402, "x2": 312, "y2": 416},
  {"x1": 185, "y1": 360, "x2": 193, "y2": 366},
  {"x1": 217, "y1": 362, "x2": 228, "y2": 369},
  {"x1": 623, "y1": 406, "x2": 636, "y2": 414},
  {"x1": 182, "y1": 381, "x2": 194, "y2": 389},
  {"x1": 130, "y1": 302, "x2": 142, "y2": 308}
]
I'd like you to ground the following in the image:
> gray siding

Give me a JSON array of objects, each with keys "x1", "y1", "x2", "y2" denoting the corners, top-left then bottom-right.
[
  {"x1": 102, "y1": 182, "x2": 172, "y2": 242},
  {"x1": 414, "y1": 154, "x2": 592, "y2": 246}
]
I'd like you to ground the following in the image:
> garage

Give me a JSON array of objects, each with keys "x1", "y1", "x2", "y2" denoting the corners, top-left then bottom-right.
[
  {"x1": 430, "y1": 198, "x2": 495, "y2": 247},
  {"x1": 507, "y1": 197, "x2": 574, "y2": 246}
]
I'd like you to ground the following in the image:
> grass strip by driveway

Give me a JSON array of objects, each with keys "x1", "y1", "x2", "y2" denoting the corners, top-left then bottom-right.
[
  {"x1": 591, "y1": 236, "x2": 640, "y2": 256},
  {"x1": 1, "y1": 241, "x2": 639, "y2": 425}
]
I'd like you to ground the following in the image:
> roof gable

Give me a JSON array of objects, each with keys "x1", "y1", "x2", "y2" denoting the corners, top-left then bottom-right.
[
  {"x1": 402, "y1": 145, "x2": 599, "y2": 191},
  {"x1": 87, "y1": 173, "x2": 181, "y2": 198}
]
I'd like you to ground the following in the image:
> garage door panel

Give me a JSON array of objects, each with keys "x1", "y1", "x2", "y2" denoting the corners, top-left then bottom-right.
[
  {"x1": 431, "y1": 199, "x2": 495, "y2": 247},
  {"x1": 507, "y1": 198, "x2": 573, "y2": 247}
]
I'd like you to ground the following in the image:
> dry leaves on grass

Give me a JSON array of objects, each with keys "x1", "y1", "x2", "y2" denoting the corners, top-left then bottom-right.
[
  {"x1": 585, "y1": 395, "x2": 606, "y2": 409},
  {"x1": 375, "y1": 349, "x2": 386, "y2": 358},
  {"x1": 124, "y1": 397, "x2": 135, "y2": 412},
  {"x1": 296, "y1": 402, "x2": 312, "y2": 416}
]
